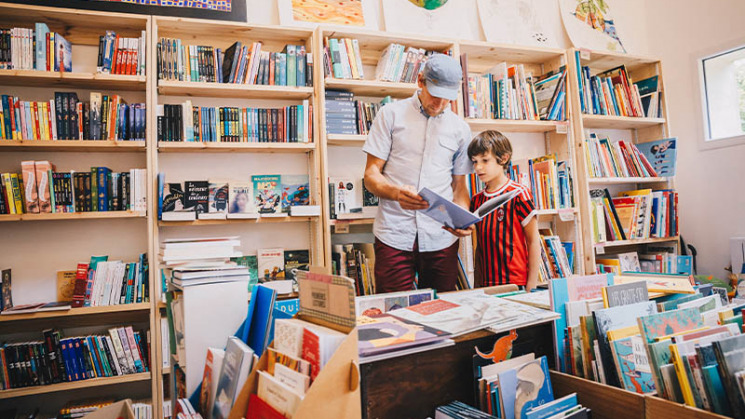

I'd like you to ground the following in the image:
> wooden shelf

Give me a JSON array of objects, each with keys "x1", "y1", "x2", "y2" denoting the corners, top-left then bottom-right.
[
  {"x1": 0, "y1": 373, "x2": 151, "y2": 400},
  {"x1": 458, "y1": 40, "x2": 565, "y2": 64},
  {"x1": 0, "y1": 70, "x2": 146, "y2": 90},
  {"x1": 534, "y1": 208, "x2": 578, "y2": 219},
  {"x1": 0, "y1": 211, "x2": 146, "y2": 222},
  {"x1": 326, "y1": 134, "x2": 367, "y2": 147},
  {"x1": 0, "y1": 140, "x2": 146, "y2": 152},
  {"x1": 581, "y1": 114, "x2": 666, "y2": 129},
  {"x1": 588, "y1": 177, "x2": 669, "y2": 185},
  {"x1": 0, "y1": 303, "x2": 151, "y2": 334},
  {"x1": 466, "y1": 118, "x2": 565, "y2": 133},
  {"x1": 595, "y1": 236, "x2": 679, "y2": 250},
  {"x1": 162, "y1": 367, "x2": 171, "y2": 375},
  {"x1": 158, "y1": 142, "x2": 315, "y2": 153},
  {"x1": 330, "y1": 218, "x2": 375, "y2": 226},
  {"x1": 577, "y1": 48, "x2": 660, "y2": 72},
  {"x1": 159, "y1": 216, "x2": 317, "y2": 227},
  {"x1": 158, "y1": 80, "x2": 313, "y2": 99},
  {"x1": 325, "y1": 78, "x2": 418, "y2": 98}
]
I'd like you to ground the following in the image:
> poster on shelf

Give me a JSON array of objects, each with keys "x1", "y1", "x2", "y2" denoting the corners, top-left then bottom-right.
[
  {"x1": 559, "y1": 0, "x2": 626, "y2": 53},
  {"x1": 476, "y1": 0, "x2": 563, "y2": 48},
  {"x1": 278, "y1": 0, "x2": 376, "y2": 29},
  {"x1": 382, "y1": 0, "x2": 473, "y2": 40}
]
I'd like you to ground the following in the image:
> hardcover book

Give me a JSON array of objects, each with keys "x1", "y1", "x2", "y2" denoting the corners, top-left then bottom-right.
[
  {"x1": 258, "y1": 248, "x2": 285, "y2": 281},
  {"x1": 356, "y1": 313, "x2": 450, "y2": 357},
  {"x1": 184, "y1": 181, "x2": 209, "y2": 214},
  {"x1": 253, "y1": 175, "x2": 281, "y2": 215},
  {"x1": 610, "y1": 335, "x2": 656, "y2": 394},
  {"x1": 227, "y1": 181, "x2": 256, "y2": 217},
  {"x1": 208, "y1": 180, "x2": 229, "y2": 215},
  {"x1": 281, "y1": 174, "x2": 309, "y2": 213},
  {"x1": 212, "y1": 337, "x2": 254, "y2": 419},
  {"x1": 498, "y1": 356, "x2": 554, "y2": 419},
  {"x1": 636, "y1": 138, "x2": 677, "y2": 177},
  {"x1": 284, "y1": 250, "x2": 309, "y2": 281},
  {"x1": 602, "y1": 281, "x2": 649, "y2": 308}
]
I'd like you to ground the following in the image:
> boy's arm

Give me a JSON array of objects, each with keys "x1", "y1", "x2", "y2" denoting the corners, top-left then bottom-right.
[{"x1": 523, "y1": 217, "x2": 541, "y2": 292}]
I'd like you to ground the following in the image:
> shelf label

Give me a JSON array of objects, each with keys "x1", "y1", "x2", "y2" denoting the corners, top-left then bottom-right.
[
  {"x1": 555, "y1": 122, "x2": 568, "y2": 134},
  {"x1": 558, "y1": 208, "x2": 575, "y2": 222},
  {"x1": 335, "y1": 221, "x2": 350, "y2": 234},
  {"x1": 595, "y1": 243, "x2": 605, "y2": 254},
  {"x1": 580, "y1": 48, "x2": 591, "y2": 60}
]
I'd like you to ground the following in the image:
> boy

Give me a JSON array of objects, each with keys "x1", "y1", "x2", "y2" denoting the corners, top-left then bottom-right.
[{"x1": 467, "y1": 130, "x2": 541, "y2": 291}]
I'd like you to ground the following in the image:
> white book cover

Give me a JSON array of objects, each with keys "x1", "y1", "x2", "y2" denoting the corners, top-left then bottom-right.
[
  {"x1": 257, "y1": 370, "x2": 303, "y2": 417},
  {"x1": 104, "y1": 335, "x2": 124, "y2": 376},
  {"x1": 274, "y1": 318, "x2": 306, "y2": 358},
  {"x1": 274, "y1": 363, "x2": 310, "y2": 395},
  {"x1": 329, "y1": 177, "x2": 362, "y2": 215},
  {"x1": 160, "y1": 317, "x2": 170, "y2": 369},
  {"x1": 228, "y1": 181, "x2": 256, "y2": 216}
]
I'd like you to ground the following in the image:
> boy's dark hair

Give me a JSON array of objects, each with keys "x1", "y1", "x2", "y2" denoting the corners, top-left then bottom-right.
[{"x1": 468, "y1": 130, "x2": 513, "y2": 167}]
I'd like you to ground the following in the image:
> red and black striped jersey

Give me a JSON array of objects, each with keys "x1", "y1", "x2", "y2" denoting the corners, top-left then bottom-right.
[{"x1": 470, "y1": 180, "x2": 536, "y2": 286}]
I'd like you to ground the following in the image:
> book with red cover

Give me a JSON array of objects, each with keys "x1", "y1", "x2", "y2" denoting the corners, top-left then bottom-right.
[
  {"x1": 301, "y1": 327, "x2": 321, "y2": 382},
  {"x1": 246, "y1": 393, "x2": 284, "y2": 419}
]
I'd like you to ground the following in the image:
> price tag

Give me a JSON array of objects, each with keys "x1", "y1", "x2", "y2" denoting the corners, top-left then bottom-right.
[
  {"x1": 555, "y1": 122, "x2": 568, "y2": 134},
  {"x1": 334, "y1": 221, "x2": 350, "y2": 234},
  {"x1": 558, "y1": 208, "x2": 575, "y2": 222},
  {"x1": 579, "y1": 48, "x2": 591, "y2": 60},
  {"x1": 595, "y1": 243, "x2": 605, "y2": 255}
]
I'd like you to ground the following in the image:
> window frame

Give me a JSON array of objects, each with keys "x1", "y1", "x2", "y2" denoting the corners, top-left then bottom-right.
[{"x1": 695, "y1": 39, "x2": 745, "y2": 151}]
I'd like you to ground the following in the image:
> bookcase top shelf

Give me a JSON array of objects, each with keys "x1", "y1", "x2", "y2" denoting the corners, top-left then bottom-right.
[
  {"x1": 0, "y1": 372, "x2": 151, "y2": 400},
  {"x1": 157, "y1": 81, "x2": 314, "y2": 99},
  {"x1": 320, "y1": 26, "x2": 454, "y2": 52},
  {"x1": 466, "y1": 118, "x2": 565, "y2": 133},
  {"x1": 457, "y1": 40, "x2": 565, "y2": 64},
  {"x1": 0, "y1": 140, "x2": 146, "y2": 152},
  {"x1": 581, "y1": 114, "x2": 666, "y2": 129},
  {"x1": 0, "y1": 211, "x2": 146, "y2": 222},
  {"x1": 324, "y1": 78, "x2": 418, "y2": 98},
  {"x1": 573, "y1": 48, "x2": 660, "y2": 72},
  {"x1": 158, "y1": 216, "x2": 318, "y2": 227},
  {"x1": 153, "y1": 16, "x2": 313, "y2": 45},
  {"x1": 157, "y1": 142, "x2": 315, "y2": 153},
  {"x1": 0, "y1": 70, "x2": 147, "y2": 91},
  {"x1": 587, "y1": 177, "x2": 669, "y2": 185},
  {"x1": 0, "y1": 303, "x2": 151, "y2": 334},
  {"x1": 594, "y1": 236, "x2": 680, "y2": 250}
]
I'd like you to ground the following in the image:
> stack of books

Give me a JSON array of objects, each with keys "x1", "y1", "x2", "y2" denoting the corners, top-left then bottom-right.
[
  {"x1": 325, "y1": 90, "x2": 357, "y2": 135},
  {"x1": 1, "y1": 92, "x2": 146, "y2": 142},
  {"x1": 96, "y1": 30, "x2": 147, "y2": 76},
  {"x1": 538, "y1": 230, "x2": 574, "y2": 282},
  {"x1": 161, "y1": 237, "x2": 252, "y2": 288},
  {"x1": 157, "y1": 38, "x2": 312, "y2": 87},
  {"x1": 583, "y1": 133, "x2": 667, "y2": 178},
  {"x1": 323, "y1": 37, "x2": 365, "y2": 80},
  {"x1": 66, "y1": 253, "x2": 149, "y2": 307},
  {"x1": 156, "y1": 100, "x2": 312, "y2": 143},
  {"x1": 374, "y1": 43, "x2": 433, "y2": 83},
  {"x1": 0, "y1": 23, "x2": 72, "y2": 72},
  {"x1": 589, "y1": 188, "x2": 678, "y2": 243},
  {"x1": 0, "y1": 326, "x2": 149, "y2": 390},
  {"x1": 0, "y1": 161, "x2": 146, "y2": 215},
  {"x1": 575, "y1": 52, "x2": 648, "y2": 118}
]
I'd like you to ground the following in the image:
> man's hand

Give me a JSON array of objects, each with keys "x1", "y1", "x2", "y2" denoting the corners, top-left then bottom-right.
[
  {"x1": 397, "y1": 185, "x2": 428, "y2": 210},
  {"x1": 443, "y1": 225, "x2": 475, "y2": 237}
]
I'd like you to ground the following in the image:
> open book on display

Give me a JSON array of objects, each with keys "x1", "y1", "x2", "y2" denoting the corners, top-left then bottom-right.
[{"x1": 418, "y1": 187, "x2": 521, "y2": 229}]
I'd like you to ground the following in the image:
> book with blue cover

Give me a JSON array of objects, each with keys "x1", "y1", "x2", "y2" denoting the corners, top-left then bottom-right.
[
  {"x1": 635, "y1": 138, "x2": 677, "y2": 177},
  {"x1": 498, "y1": 356, "x2": 554, "y2": 419},
  {"x1": 418, "y1": 187, "x2": 521, "y2": 229},
  {"x1": 611, "y1": 335, "x2": 656, "y2": 394}
]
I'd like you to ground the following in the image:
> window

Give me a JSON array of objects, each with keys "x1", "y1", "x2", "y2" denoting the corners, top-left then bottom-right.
[{"x1": 700, "y1": 45, "x2": 745, "y2": 143}]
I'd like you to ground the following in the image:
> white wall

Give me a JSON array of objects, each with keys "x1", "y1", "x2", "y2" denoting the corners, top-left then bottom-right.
[{"x1": 645, "y1": 0, "x2": 745, "y2": 277}]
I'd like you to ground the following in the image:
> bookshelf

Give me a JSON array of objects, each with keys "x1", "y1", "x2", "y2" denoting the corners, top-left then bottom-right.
[
  {"x1": 150, "y1": 16, "x2": 325, "y2": 419},
  {"x1": 566, "y1": 48, "x2": 677, "y2": 274},
  {"x1": 455, "y1": 41, "x2": 585, "y2": 280},
  {"x1": 0, "y1": 2, "x2": 157, "y2": 415}
]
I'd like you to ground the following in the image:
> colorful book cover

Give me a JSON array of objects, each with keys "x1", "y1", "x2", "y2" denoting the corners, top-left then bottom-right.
[
  {"x1": 614, "y1": 274, "x2": 696, "y2": 294},
  {"x1": 258, "y1": 248, "x2": 284, "y2": 281},
  {"x1": 611, "y1": 335, "x2": 656, "y2": 394},
  {"x1": 208, "y1": 179, "x2": 229, "y2": 214},
  {"x1": 636, "y1": 138, "x2": 677, "y2": 177},
  {"x1": 498, "y1": 356, "x2": 554, "y2": 419},
  {"x1": 284, "y1": 250, "x2": 309, "y2": 281},
  {"x1": 253, "y1": 175, "x2": 281, "y2": 215},
  {"x1": 637, "y1": 307, "x2": 703, "y2": 344},
  {"x1": 356, "y1": 313, "x2": 449, "y2": 357},
  {"x1": 281, "y1": 174, "x2": 309, "y2": 213},
  {"x1": 566, "y1": 274, "x2": 609, "y2": 301},
  {"x1": 162, "y1": 182, "x2": 185, "y2": 212},
  {"x1": 1, "y1": 269, "x2": 11, "y2": 311},
  {"x1": 228, "y1": 181, "x2": 256, "y2": 216},
  {"x1": 21, "y1": 160, "x2": 39, "y2": 213}
]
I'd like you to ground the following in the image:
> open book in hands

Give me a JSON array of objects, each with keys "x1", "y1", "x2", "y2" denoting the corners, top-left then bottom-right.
[{"x1": 417, "y1": 187, "x2": 521, "y2": 229}]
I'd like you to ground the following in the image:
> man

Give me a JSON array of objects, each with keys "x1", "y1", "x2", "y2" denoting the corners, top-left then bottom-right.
[{"x1": 363, "y1": 53, "x2": 473, "y2": 293}]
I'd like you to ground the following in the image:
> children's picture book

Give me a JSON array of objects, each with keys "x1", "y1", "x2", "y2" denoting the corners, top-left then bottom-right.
[
  {"x1": 618, "y1": 252, "x2": 641, "y2": 272},
  {"x1": 329, "y1": 177, "x2": 362, "y2": 215},
  {"x1": 355, "y1": 289, "x2": 435, "y2": 317},
  {"x1": 637, "y1": 307, "x2": 704, "y2": 344},
  {"x1": 498, "y1": 356, "x2": 554, "y2": 419},
  {"x1": 228, "y1": 181, "x2": 256, "y2": 217},
  {"x1": 611, "y1": 335, "x2": 656, "y2": 394},
  {"x1": 356, "y1": 313, "x2": 450, "y2": 357},
  {"x1": 55, "y1": 34, "x2": 72, "y2": 72},
  {"x1": 636, "y1": 138, "x2": 677, "y2": 177},
  {"x1": 614, "y1": 274, "x2": 696, "y2": 294},
  {"x1": 418, "y1": 187, "x2": 521, "y2": 229},
  {"x1": 284, "y1": 250, "x2": 309, "y2": 281},
  {"x1": 208, "y1": 180, "x2": 229, "y2": 214},
  {"x1": 602, "y1": 281, "x2": 648, "y2": 308},
  {"x1": 184, "y1": 181, "x2": 209, "y2": 214},
  {"x1": 281, "y1": 174, "x2": 310, "y2": 213},
  {"x1": 258, "y1": 248, "x2": 285, "y2": 281},
  {"x1": 253, "y1": 175, "x2": 282, "y2": 215}
]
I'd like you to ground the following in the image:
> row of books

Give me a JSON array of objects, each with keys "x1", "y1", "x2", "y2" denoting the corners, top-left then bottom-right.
[
  {"x1": 158, "y1": 174, "x2": 311, "y2": 221},
  {"x1": 328, "y1": 176, "x2": 378, "y2": 220},
  {"x1": 56, "y1": 400, "x2": 153, "y2": 419},
  {"x1": 74, "y1": 254, "x2": 149, "y2": 307},
  {"x1": 550, "y1": 273, "x2": 745, "y2": 417},
  {"x1": 589, "y1": 188, "x2": 678, "y2": 243},
  {"x1": 156, "y1": 38, "x2": 312, "y2": 87},
  {"x1": 323, "y1": 37, "x2": 365, "y2": 80},
  {"x1": 0, "y1": 326, "x2": 148, "y2": 390},
  {"x1": 324, "y1": 90, "x2": 391, "y2": 136},
  {"x1": 97, "y1": 30, "x2": 147, "y2": 76},
  {"x1": 538, "y1": 231, "x2": 574, "y2": 282},
  {"x1": 586, "y1": 135, "x2": 676, "y2": 178},
  {"x1": 157, "y1": 101, "x2": 312, "y2": 143},
  {"x1": 461, "y1": 57, "x2": 566, "y2": 121},
  {"x1": 332, "y1": 243, "x2": 375, "y2": 296},
  {"x1": 374, "y1": 43, "x2": 433, "y2": 83},
  {"x1": 0, "y1": 162, "x2": 147, "y2": 214},
  {"x1": 0, "y1": 24, "x2": 71, "y2": 72},
  {"x1": 596, "y1": 249, "x2": 692, "y2": 276},
  {"x1": 0, "y1": 93, "x2": 146, "y2": 142},
  {"x1": 575, "y1": 52, "x2": 658, "y2": 118}
]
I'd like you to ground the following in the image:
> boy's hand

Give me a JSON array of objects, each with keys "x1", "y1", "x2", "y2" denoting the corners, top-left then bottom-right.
[
  {"x1": 443, "y1": 225, "x2": 474, "y2": 237},
  {"x1": 397, "y1": 185, "x2": 428, "y2": 210}
]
